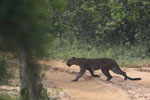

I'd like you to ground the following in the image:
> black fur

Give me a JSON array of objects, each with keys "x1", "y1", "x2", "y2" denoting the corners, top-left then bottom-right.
[{"x1": 66, "y1": 57, "x2": 141, "y2": 81}]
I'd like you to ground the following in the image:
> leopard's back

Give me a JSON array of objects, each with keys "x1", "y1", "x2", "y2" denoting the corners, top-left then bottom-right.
[
  {"x1": 81, "y1": 58, "x2": 119, "y2": 70},
  {"x1": 77, "y1": 58, "x2": 123, "y2": 75}
]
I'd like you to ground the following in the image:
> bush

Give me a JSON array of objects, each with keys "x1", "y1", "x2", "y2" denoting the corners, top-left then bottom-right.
[
  {"x1": 0, "y1": 54, "x2": 12, "y2": 82},
  {"x1": 48, "y1": 38, "x2": 150, "y2": 66},
  {"x1": 0, "y1": 92, "x2": 18, "y2": 100}
]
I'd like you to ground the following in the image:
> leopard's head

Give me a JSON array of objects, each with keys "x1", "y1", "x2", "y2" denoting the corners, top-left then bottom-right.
[{"x1": 66, "y1": 57, "x2": 77, "y2": 67}]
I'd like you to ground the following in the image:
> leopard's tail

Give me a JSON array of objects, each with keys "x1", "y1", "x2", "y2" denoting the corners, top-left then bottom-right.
[
  {"x1": 111, "y1": 65, "x2": 142, "y2": 81},
  {"x1": 126, "y1": 76, "x2": 142, "y2": 80}
]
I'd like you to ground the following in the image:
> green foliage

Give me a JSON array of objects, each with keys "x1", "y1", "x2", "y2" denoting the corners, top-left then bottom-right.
[
  {"x1": 50, "y1": 0, "x2": 150, "y2": 47},
  {"x1": 40, "y1": 87, "x2": 50, "y2": 100},
  {"x1": 20, "y1": 86, "x2": 30, "y2": 100},
  {"x1": 45, "y1": 0, "x2": 150, "y2": 66},
  {"x1": 0, "y1": 0, "x2": 62, "y2": 56},
  {"x1": 48, "y1": 88, "x2": 62, "y2": 100},
  {"x1": 0, "y1": 54, "x2": 12, "y2": 82},
  {"x1": 40, "y1": 87, "x2": 61, "y2": 100},
  {"x1": 49, "y1": 38, "x2": 150, "y2": 66},
  {"x1": 0, "y1": 88, "x2": 62, "y2": 100},
  {"x1": 0, "y1": 92, "x2": 18, "y2": 100}
]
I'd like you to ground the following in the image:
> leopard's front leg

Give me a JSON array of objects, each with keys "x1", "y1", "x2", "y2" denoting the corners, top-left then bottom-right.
[
  {"x1": 72, "y1": 70, "x2": 86, "y2": 82},
  {"x1": 89, "y1": 69, "x2": 100, "y2": 78}
]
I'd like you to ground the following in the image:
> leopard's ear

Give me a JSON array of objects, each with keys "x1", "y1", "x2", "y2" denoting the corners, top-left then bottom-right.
[{"x1": 72, "y1": 57, "x2": 75, "y2": 60}]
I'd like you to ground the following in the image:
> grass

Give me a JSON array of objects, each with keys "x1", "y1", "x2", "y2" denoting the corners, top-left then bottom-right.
[
  {"x1": 47, "y1": 39, "x2": 150, "y2": 66},
  {"x1": 0, "y1": 54, "x2": 13, "y2": 84},
  {"x1": 0, "y1": 92, "x2": 18, "y2": 100}
]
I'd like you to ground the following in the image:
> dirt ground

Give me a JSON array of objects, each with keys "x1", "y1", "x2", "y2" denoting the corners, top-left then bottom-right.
[
  {"x1": 40, "y1": 59, "x2": 150, "y2": 100},
  {"x1": 1, "y1": 59, "x2": 150, "y2": 100}
]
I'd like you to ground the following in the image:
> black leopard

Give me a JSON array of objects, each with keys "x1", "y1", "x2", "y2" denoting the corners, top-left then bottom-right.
[{"x1": 66, "y1": 57, "x2": 141, "y2": 81}]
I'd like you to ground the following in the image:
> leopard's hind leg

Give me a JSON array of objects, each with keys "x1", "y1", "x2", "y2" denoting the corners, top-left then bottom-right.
[
  {"x1": 89, "y1": 69, "x2": 100, "y2": 78},
  {"x1": 101, "y1": 69, "x2": 112, "y2": 81},
  {"x1": 111, "y1": 66, "x2": 127, "y2": 80}
]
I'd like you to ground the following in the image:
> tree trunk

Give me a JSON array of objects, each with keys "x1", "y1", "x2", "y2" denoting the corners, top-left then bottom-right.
[{"x1": 19, "y1": 49, "x2": 43, "y2": 100}]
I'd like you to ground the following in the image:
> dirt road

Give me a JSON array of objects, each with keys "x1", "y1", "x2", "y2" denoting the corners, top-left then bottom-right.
[{"x1": 40, "y1": 59, "x2": 150, "y2": 100}]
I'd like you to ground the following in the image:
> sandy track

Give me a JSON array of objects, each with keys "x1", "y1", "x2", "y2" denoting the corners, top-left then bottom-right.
[
  {"x1": 44, "y1": 69, "x2": 130, "y2": 100},
  {"x1": 40, "y1": 59, "x2": 150, "y2": 100}
]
